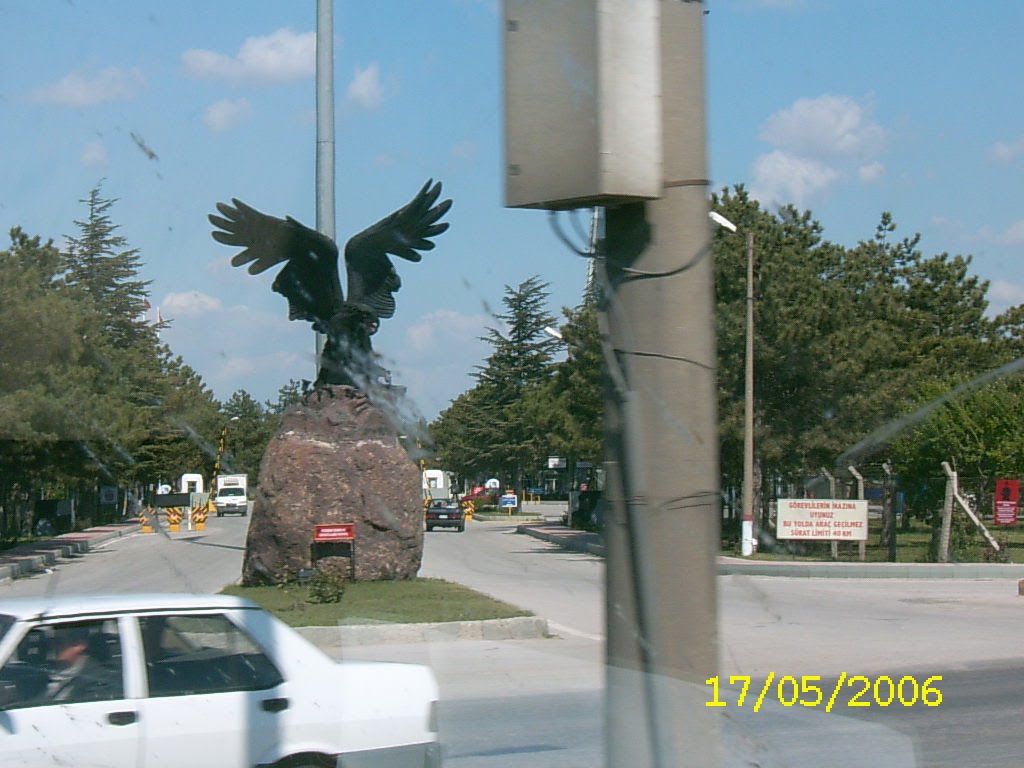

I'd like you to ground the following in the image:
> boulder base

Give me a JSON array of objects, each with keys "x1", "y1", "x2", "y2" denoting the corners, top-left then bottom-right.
[{"x1": 242, "y1": 386, "x2": 423, "y2": 584}]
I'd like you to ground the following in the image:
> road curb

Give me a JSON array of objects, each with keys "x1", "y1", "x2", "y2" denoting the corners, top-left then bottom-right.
[
  {"x1": 717, "y1": 559, "x2": 1024, "y2": 579},
  {"x1": 517, "y1": 523, "x2": 1024, "y2": 579},
  {"x1": 0, "y1": 523, "x2": 138, "y2": 585},
  {"x1": 517, "y1": 524, "x2": 606, "y2": 557},
  {"x1": 296, "y1": 616, "x2": 550, "y2": 647}
]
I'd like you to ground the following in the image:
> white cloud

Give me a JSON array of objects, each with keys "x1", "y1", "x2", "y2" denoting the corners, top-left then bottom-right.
[
  {"x1": 858, "y1": 161, "x2": 885, "y2": 182},
  {"x1": 161, "y1": 290, "x2": 223, "y2": 317},
  {"x1": 975, "y1": 221, "x2": 1024, "y2": 247},
  {"x1": 382, "y1": 309, "x2": 493, "y2": 418},
  {"x1": 203, "y1": 98, "x2": 253, "y2": 133},
  {"x1": 372, "y1": 153, "x2": 398, "y2": 168},
  {"x1": 988, "y1": 280, "x2": 1024, "y2": 308},
  {"x1": 346, "y1": 63, "x2": 384, "y2": 110},
  {"x1": 182, "y1": 28, "x2": 315, "y2": 83},
  {"x1": 989, "y1": 137, "x2": 1024, "y2": 164},
  {"x1": 404, "y1": 309, "x2": 488, "y2": 357},
  {"x1": 750, "y1": 94, "x2": 887, "y2": 209},
  {"x1": 157, "y1": 291, "x2": 315, "y2": 402},
  {"x1": 451, "y1": 139, "x2": 477, "y2": 160},
  {"x1": 32, "y1": 67, "x2": 145, "y2": 107},
  {"x1": 759, "y1": 94, "x2": 886, "y2": 159},
  {"x1": 750, "y1": 150, "x2": 842, "y2": 209},
  {"x1": 997, "y1": 220, "x2": 1024, "y2": 246},
  {"x1": 80, "y1": 139, "x2": 108, "y2": 168}
]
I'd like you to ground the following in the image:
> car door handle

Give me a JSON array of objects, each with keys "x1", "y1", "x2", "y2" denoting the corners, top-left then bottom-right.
[
  {"x1": 108, "y1": 711, "x2": 138, "y2": 726},
  {"x1": 261, "y1": 697, "x2": 289, "y2": 713}
]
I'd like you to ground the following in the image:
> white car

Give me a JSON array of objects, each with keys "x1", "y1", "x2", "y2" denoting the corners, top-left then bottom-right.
[{"x1": 0, "y1": 593, "x2": 441, "y2": 767}]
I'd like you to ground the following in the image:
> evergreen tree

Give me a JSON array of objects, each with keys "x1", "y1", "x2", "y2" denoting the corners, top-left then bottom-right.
[
  {"x1": 221, "y1": 389, "x2": 277, "y2": 477},
  {"x1": 432, "y1": 277, "x2": 560, "y2": 488},
  {"x1": 64, "y1": 184, "x2": 152, "y2": 347}
]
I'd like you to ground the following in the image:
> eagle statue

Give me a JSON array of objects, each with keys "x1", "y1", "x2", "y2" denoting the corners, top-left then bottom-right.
[{"x1": 209, "y1": 180, "x2": 451, "y2": 392}]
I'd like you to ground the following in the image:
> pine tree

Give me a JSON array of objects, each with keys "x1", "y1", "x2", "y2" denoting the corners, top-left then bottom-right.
[{"x1": 64, "y1": 184, "x2": 152, "y2": 347}]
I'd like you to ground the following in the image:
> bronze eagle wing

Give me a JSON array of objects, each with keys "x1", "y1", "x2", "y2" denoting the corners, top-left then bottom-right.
[
  {"x1": 343, "y1": 179, "x2": 452, "y2": 321},
  {"x1": 208, "y1": 199, "x2": 343, "y2": 333}
]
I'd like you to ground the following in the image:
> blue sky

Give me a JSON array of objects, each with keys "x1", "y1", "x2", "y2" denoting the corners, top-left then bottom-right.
[{"x1": 2, "y1": 1, "x2": 1022, "y2": 420}]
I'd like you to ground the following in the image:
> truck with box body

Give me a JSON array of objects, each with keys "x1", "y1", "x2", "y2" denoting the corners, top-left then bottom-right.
[{"x1": 214, "y1": 474, "x2": 248, "y2": 516}]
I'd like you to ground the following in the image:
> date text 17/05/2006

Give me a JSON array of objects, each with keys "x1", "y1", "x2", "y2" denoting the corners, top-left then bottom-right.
[{"x1": 705, "y1": 673, "x2": 942, "y2": 712}]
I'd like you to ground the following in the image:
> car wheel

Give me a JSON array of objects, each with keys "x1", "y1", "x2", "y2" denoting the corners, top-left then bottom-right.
[
  {"x1": 426, "y1": 524, "x2": 433, "y2": 532},
  {"x1": 457, "y1": 521, "x2": 465, "y2": 532}
]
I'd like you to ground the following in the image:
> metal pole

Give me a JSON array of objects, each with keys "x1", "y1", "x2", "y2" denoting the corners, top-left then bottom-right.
[
  {"x1": 848, "y1": 465, "x2": 866, "y2": 562},
  {"x1": 742, "y1": 231, "x2": 755, "y2": 556},
  {"x1": 315, "y1": 0, "x2": 336, "y2": 373},
  {"x1": 940, "y1": 461, "x2": 955, "y2": 563},
  {"x1": 604, "y1": 4, "x2": 719, "y2": 767},
  {"x1": 822, "y1": 467, "x2": 838, "y2": 560},
  {"x1": 882, "y1": 461, "x2": 897, "y2": 561}
]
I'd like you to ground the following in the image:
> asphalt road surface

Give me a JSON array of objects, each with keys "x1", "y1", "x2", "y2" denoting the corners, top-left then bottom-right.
[
  {"x1": 0, "y1": 513, "x2": 250, "y2": 597},
  {"x1": 3, "y1": 516, "x2": 1024, "y2": 766},
  {"x1": 415, "y1": 521, "x2": 1024, "y2": 767}
]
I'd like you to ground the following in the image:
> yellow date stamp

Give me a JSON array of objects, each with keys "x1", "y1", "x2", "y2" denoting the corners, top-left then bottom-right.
[{"x1": 705, "y1": 673, "x2": 943, "y2": 712}]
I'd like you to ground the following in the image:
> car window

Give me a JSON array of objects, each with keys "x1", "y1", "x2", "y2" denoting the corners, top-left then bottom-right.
[
  {"x1": 0, "y1": 619, "x2": 123, "y2": 708},
  {"x1": 140, "y1": 614, "x2": 283, "y2": 697}
]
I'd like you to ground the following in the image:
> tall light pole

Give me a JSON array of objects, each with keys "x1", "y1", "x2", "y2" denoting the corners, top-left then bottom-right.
[
  {"x1": 710, "y1": 212, "x2": 756, "y2": 556},
  {"x1": 315, "y1": 0, "x2": 335, "y2": 377}
]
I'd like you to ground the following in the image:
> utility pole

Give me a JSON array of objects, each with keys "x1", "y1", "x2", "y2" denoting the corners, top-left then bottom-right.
[
  {"x1": 741, "y1": 230, "x2": 755, "y2": 556},
  {"x1": 603, "y1": 4, "x2": 719, "y2": 767},
  {"x1": 315, "y1": 0, "x2": 336, "y2": 375}
]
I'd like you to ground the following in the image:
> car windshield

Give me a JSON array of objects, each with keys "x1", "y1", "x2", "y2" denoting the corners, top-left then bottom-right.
[{"x1": 3, "y1": 3, "x2": 1022, "y2": 767}]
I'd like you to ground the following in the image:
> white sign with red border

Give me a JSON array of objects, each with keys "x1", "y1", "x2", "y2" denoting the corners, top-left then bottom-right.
[{"x1": 777, "y1": 499, "x2": 868, "y2": 541}]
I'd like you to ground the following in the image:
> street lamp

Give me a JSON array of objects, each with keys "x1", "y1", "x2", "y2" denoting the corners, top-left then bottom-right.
[{"x1": 709, "y1": 211, "x2": 756, "y2": 557}]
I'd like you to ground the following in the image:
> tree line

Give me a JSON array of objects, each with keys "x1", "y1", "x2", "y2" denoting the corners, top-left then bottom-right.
[
  {"x1": 430, "y1": 187, "x2": 1024, "y2": 542},
  {"x1": 8, "y1": 183, "x2": 1021, "y2": 548},
  {"x1": 0, "y1": 186, "x2": 294, "y2": 540}
]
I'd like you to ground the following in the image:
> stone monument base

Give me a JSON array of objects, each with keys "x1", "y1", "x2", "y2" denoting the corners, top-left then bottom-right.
[{"x1": 241, "y1": 385, "x2": 423, "y2": 585}]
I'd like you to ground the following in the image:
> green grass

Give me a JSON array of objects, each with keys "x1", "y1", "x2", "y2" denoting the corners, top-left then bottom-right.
[
  {"x1": 221, "y1": 577, "x2": 531, "y2": 627},
  {"x1": 722, "y1": 517, "x2": 1024, "y2": 563}
]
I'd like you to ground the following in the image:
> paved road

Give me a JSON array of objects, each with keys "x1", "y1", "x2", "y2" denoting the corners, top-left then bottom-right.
[
  {"x1": 0, "y1": 514, "x2": 249, "y2": 597},
  {"x1": 5, "y1": 516, "x2": 1024, "y2": 766},
  {"x1": 411, "y1": 521, "x2": 1024, "y2": 767},
  {"x1": 420, "y1": 521, "x2": 604, "y2": 639}
]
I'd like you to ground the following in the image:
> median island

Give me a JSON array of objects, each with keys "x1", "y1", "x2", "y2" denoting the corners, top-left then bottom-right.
[{"x1": 222, "y1": 577, "x2": 531, "y2": 627}]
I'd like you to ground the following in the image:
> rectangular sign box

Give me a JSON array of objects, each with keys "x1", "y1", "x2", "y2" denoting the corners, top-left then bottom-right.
[
  {"x1": 314, "y1": 523, "x2": 355, "y2": 542},
  {"x1": 776, "y1": 499, "x2": 868, "y2": 541},
  {"x1": 503, "y1": 0, "x2": 662, "y2": 209},
  {"x1": 154, "y1": 493, "x2": 192, "y2": 509}
]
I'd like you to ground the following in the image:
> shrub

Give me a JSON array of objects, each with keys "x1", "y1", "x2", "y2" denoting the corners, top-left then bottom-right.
[{"x1": 306, "y1": 558, "x2": 348, "y2": 604}]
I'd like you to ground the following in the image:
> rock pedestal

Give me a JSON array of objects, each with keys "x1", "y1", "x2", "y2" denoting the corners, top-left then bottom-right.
[{"x1": 241, "y1": 385, "x2": 423, "y2": 585}]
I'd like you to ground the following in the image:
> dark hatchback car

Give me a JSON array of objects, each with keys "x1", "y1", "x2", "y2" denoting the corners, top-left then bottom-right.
[{"x1": 425, "y1": 499, "x2": 465, "y2": 532}]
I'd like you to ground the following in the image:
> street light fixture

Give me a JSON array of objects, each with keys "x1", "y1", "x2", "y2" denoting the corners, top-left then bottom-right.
[{"x1": 709, "y1": 211, "x2": 756, "y2": 557}]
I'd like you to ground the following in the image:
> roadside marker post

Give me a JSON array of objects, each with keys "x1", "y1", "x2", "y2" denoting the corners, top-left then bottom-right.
[{"x1": 140, "y1": 507, "x2": 155, "y2": 534}]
